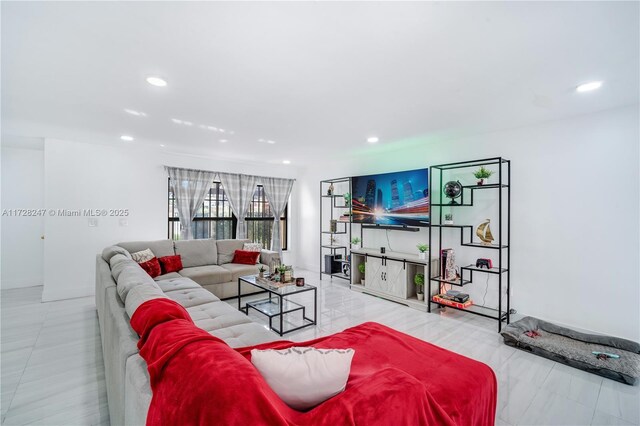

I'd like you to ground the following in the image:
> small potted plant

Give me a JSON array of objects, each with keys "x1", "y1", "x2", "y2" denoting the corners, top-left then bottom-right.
[
  {"x1": 444, "y1": 214, "x2": 454, "y2": 225},
  {"x1": 343, "y1": 192, "x2": 351, "y2": 207},
  {"x1": 277, "y1": 265, "x2": 288, "y2": 282},
  {"x1": 416, "y1": 243, "x2": 429, "y2": 259},
  {"x1": 473, "y1": 166, "x2": 494, "y2": 186},
  {"x1": 358, "y1": 263, "x2": 366, "y2": 285},
  {"x1": 414, "y1": 273, "x2": 425, "y2": 301},
  {"x1": 351, "y1": 237, "x2": 361, "y2": 249},
  {"x1": 258, "y1": 265, "x2": 266, "y2": 278}
]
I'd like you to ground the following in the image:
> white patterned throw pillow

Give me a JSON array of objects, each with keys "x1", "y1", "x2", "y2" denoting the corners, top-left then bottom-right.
[
  {"x1": 130, "y1": 248, "x2": 155, "y2": 264},
  {"x1": 243, "y1": 242, "x2": 263, "y2": 252},
  {"x1": 251, "y1": 347, "x2": 355, "y2": 410}
]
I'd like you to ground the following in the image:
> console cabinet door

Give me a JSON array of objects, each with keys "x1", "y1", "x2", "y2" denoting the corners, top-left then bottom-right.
[
  {"x1": 385, "y1": 259, "x2": 407, "y2": 298},
  {"x1": 365, "y1": 257, "x2": 384, "y2": 291}
]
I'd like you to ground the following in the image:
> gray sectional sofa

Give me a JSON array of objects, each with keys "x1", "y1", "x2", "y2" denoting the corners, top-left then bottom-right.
[
  {"x1": 96, "y1": 238, "x2": 280, "y2": 425},
  {"x1": 115, "y1": 238, "x2": 280, "y2": 299}
]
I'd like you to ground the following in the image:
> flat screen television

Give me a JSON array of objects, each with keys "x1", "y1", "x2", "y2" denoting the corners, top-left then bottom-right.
[{"x1": 350, "y1": 168, "x2": 429, "y2": 226}]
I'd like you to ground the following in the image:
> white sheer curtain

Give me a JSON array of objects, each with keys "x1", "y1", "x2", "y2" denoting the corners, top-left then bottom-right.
[
  {"x1": 261, "y1": 177, "x2": 294, "y2": 257},
  {"x1": 166, "y1": 167, "x2": 216, "y2": 240},
  {"x1": 218, "y1": 173, "x2": 258, "y2": 239}
]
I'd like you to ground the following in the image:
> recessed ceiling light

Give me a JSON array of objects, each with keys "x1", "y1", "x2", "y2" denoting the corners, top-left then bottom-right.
[
  {"x1": 576, "y1": 81, "x2": 603, "y2": 93},
  {"x1": 124, "y1": 109, "x2": 147, "y2": 117},
  {"x1": 182, "y1": 121, "x2": 193, "y2": 126},
  {"x1": 146, "y1": 76, "x2": 167, "y2": 87},
  {"x1": 367, "y1": 136, "x2": 379, "y2": 143},
  {"x1": 282, "y1": 160, "x2": 291, "y2": 164},
  {"x1": 219, "y1": 139, "x2": 228, "y2": 143},
  {"x1": 120, "y1": 135, "x2": 134, "y2": 141},
  {"x1": 171, "y1": 118, "x2": 182, "y2": 124},
  {"x1": 160, "y1": 144, "x2": 165, "y2": 147},
  {"x1": 267, "y1": 140, "x2": 276, "y2": 144}
]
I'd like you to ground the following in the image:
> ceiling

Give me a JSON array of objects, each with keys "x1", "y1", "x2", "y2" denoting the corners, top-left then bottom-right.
[{"x1": 2, "y1": 1, "x2": 638, "y2": 165}]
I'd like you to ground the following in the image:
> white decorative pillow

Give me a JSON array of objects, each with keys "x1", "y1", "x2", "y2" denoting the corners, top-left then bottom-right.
[
  {"x1": 251, "y1": 347, "x2": 355, "y2": 410},
  {"x1": 243, "y1": 242, "x2": 263, "y2": 252},
  {"x1": 130, "y1": 248, "x2": 155, "y2": 264}
]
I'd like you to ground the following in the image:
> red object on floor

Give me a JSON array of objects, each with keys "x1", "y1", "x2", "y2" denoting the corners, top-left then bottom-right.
[{"x1": 131, "y1": 299, "x2": 497, "y2": 426}]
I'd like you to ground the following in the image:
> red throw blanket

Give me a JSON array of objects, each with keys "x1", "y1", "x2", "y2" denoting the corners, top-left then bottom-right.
[{"x1": 131, "y1": 299, "x2": 497, "y2": 426}]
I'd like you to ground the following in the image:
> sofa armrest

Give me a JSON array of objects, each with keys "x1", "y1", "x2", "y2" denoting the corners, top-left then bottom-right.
[{"x1": 260, "y1": 249, "x2": 280, "y2": 267}]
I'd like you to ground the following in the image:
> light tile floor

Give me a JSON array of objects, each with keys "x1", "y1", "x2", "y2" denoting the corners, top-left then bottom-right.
[{"x1": 2, "y1": 273, "x2": 638, "y2": 425}]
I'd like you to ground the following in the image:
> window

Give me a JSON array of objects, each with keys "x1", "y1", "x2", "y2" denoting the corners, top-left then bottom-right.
[
  {"x1": 246, "y1": 185, "x2": 288, "y2": 251},
  {"x1": 168, "y1": 180, "x2": 288, "y2": 250}
]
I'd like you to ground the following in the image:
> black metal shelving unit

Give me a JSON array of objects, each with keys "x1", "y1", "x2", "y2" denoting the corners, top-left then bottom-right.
[
  {"x1": 320, "y1": 177, "x2": 352, "y2": 282},
  {"x1": 428, "y1": 157, "x2": 511, "y2": 331}
]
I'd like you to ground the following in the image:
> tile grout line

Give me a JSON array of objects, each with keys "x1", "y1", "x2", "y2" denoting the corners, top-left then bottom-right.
[{"x1": 2, "y1": 298, "x2": 50, "y2": 422}]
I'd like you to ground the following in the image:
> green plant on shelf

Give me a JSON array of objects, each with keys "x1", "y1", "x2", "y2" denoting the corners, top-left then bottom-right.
[
  {"x1": 351, "y1": 237, "x2": 361, "y2": 245},
  {"x1": 416, "y1": 243, "x2": 429, "y2": 253},
  {"x1": 414, "y1": 273, "x2": 425, "y2": 290},
  {"x1": 473, "y1": 166, "x2": 494, "y2": 185},
  {"x1": 358, "y1": 263, "x2": 366, "y2": 285}
]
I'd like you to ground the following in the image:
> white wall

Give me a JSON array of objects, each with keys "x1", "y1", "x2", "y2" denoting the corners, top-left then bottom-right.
[
  {"x1": 42, "y1": 139, "x2": 298, "y2": 301},
  {"x1": 1, "y1": 146, "x2": 45, "y2": 289},
  {"x1": 296, "y1": 105, "x2": 640, "y2": 341}
]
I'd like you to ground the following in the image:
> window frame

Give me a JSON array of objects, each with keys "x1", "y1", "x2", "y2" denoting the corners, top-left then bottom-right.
[{"x1": 167, "y1": 179, "x2": 288, "y2": 250}]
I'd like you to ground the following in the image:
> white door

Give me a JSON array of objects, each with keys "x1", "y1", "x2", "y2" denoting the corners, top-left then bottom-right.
[
  {"x1": 365, "y1": 256, "x2": 384, "y2": 291},
  {"x1": 385, "y1": 260, "x2": 408, "y2": 298}
]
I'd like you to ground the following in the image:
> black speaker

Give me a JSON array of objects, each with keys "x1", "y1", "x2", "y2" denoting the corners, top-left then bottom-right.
[{"x1": 324, "y1": 254, "x2": 342, "y2": 274}]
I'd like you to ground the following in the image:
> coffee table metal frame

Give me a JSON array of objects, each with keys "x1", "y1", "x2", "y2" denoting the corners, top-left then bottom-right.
[{"x1": 237, "y1": 275, "x2": 317, "y2": 336}]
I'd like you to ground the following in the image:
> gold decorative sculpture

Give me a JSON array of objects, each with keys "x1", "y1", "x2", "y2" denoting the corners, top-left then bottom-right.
[{"x1": 476, "y1": 219, "x2": 494, "y2": 245}]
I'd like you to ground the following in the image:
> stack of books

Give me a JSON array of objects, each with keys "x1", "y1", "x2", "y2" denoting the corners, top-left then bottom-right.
[{"x1": 432, "y1": 293, "x2": 473, "y2": 309}]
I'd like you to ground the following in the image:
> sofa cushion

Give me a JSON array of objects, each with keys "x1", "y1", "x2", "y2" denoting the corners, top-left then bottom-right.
[
  {"x1": 179, "y1": 265, "x2": 232, "y2": 286},
  {"x1": 174, "y1": 239, "x2": 218, "y2": 268},
  {"x1": 110, "y1": 254, "x2": 134, "y2": 281},
  {"x1": 232, "y1": 250, "x2": 261, "y2": 265},
  {"x1": 158, "y1": 255, "x2": 183, "y2": 274},
  {"x1": 216, "y1": 239, "x2": 250, "y2": 265},
  {"x1": 102, "y1": 245, "x2": 132, "y2": 263},
  {"x1": 117, "y1": 240, "x2": 175, "y2": 258},
  {"x1": 125, "y1": 284, "x2": 168, "y2": 318},
  {"x1": 163, "y1": 287, "x2": 219, "y2": 308},
  {"x1": 153, "y1": 272, "x2": 183, "y2": 281},
  {"x1": 156, "y1": 277, "x2": 203, "y2": 292},
  {"x1": 220, "y1": 263, "x2": 263, "y2": 282},
  {"x1": 114, "y1": 260, "x2": 159, "y2": 303},
  {"x1": 209, "y1": 322, "x2": 276, "y2": 348},
  {"x1": 187, "y1": 301, "x2": 252, "y2": 331},
  {"x1": 251, "y1": 347, "x2": 355, "y2": 410},
  {"x1": 139, "y1": 257, "x2": 161, "y2": 278},
  {"x1": 131, "y1": 248, "x2": 155, "y2": 264}
]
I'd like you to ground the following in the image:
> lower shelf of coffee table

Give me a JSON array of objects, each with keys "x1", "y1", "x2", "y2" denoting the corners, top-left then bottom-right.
[{"x1": 245, "y1": 298, "x2": 304, "y2": 318}]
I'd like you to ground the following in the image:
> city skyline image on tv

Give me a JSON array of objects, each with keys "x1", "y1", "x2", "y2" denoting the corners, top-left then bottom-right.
[{"x1": 351, "y1": 168, "x2": 429, "y2": 226}]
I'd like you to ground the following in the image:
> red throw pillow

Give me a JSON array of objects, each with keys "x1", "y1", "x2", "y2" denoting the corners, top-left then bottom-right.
[
  {"x1": 232, "y1": 250, "x2": 261, "y2": 265},
  {"x1": 159, "y1": 255, "x2": 183, "y2": 274},
  {"x1": 139, "y1": 257, "x2": 161, "y2": 278}
]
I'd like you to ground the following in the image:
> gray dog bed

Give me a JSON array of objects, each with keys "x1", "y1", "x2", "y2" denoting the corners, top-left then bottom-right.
[{"x1": 501, "y1": 317, "x2": 640, "y2": 385}]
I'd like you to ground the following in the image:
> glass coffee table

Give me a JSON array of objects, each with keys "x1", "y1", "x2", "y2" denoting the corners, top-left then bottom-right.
[{"x1": 237, "y1": 275, "x2": 317, "y2": 336}]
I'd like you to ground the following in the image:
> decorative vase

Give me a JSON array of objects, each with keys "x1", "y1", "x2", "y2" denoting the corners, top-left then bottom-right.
[
  {"x1": 477, "y1": 178, "x2": 484, "y2": 186},
  {"x1": 417, "y1": 293, "x2": 424, "y2": 301},
  {"x1": 352, "y1": 244, "x2": 359, "y2": 250},
  {"x1": 418, "y1": 252, "x2": 427, "y2": 260},
  {"x1": 361, "y1": 279, "x2": 365, "y2": 285},
  {"x1": 259, "y1": 271, "x2": 265, "y2": 278}
]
